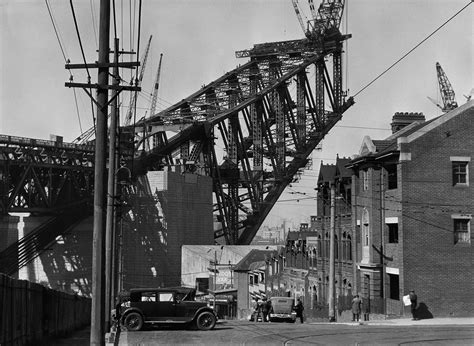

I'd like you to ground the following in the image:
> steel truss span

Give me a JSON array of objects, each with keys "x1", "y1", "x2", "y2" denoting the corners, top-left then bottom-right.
[
  {"x1": 0, "y1": 134, "x2": 95, "y2": 214},
  {"x1": 0, "y1": 0, "x2": 354, "y2": 246},
  {"x1": 134, "y1": 22, "x2": 353, "y2": 244}
]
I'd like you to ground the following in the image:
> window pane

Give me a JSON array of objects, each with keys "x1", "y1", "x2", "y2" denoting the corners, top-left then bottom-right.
[
  {"x1": 388, "y1": 224, "x2": 399, "y2": 243},
  {"x1": 452, "y1": 162, "x2": 468, "y2": 185},
  {"x1": 159, "y1": 293, "x2": 173, "y2": 302},
  {"x1": 454, "y1": 219, "x2": 470, "y2": 244}
]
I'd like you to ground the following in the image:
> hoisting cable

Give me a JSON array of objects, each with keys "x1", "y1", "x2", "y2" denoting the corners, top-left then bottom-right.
[
  {"x1": 89, "y1": 0, "x2": 98, "y2": 48},
  {"x1": 69, "y1": 0, "x2": 92, "y2": 83},
  {"x1": 45, "y1": 0, "x2": 83, "y2": 134},
  {"x1": 353, "y1": 1, "x2": 472, "y2": 98},
  {"x1": 130, "y1": 0, "x2": 143, "y2": 176},
  {"x1": 344, "y1": 0, "x2": 349, "y2": 94},
  {"x1": 70, "y1": 0, "x2": 96, "y2": 138}
]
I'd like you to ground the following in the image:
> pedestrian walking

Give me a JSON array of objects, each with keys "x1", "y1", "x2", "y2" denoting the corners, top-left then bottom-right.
[
  {"x1": 262, "y1": 297, "x2": 270, "y2": 322},
  {"x1": 266, "y1": 298, "x2": 273, "y2": 322},
  {"x1": 294, "y1": 298, "x2": 304, "y2": 323},
  {"x1": 409, "y1": 290, "x2": 418, "y2": 320},
  {"x1": 253, "y1": 297, "x2": 263, "y2": 322},
  {"x1": 351, "y1": 294, "x2": 362, "y2": 322}
]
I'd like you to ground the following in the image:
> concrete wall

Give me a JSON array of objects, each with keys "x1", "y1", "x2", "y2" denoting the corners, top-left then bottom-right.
[
  {"x1": 0, "y1": 214, "x2": 94, "y2": 296},
  {"x1": 121, "y1": 171, "x2": 214, "y2": 289}
]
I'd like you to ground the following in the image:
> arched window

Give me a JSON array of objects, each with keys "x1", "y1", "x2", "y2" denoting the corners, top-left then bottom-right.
[
  {"x1": 325, "y1": 232, "x2": 330, "y2": 259},
  {"x1": 317, "y1": 234, "x2": 322, "y2": 257},
  {"x1": 362, "y1": 208, "x2": 370, "y2": 247},
  {"x1": 361, "y1": 208, "x2": 370, "y2": 263},
  {"x1": 334, "y1": 235, "x2": 339, "y2": 260},
  {"x1": 342, "y1": 232, "x2": 347, "y2": 261},
  {"x1": 347, "y1": 234, "x2": 352, "y2": 261}
]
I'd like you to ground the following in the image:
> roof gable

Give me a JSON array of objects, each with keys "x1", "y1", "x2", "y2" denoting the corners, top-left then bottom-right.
[
  {"x1": 335, "y1": 156, "x2": 351, "y2": 178},
  {"x1": 317, "y1": 162, "x2": 336, "y2": 183},
  {"x1": 407, "y1": 100, "x2": 474, "y2": 143},
  {"x1": 359, "y1": 136, "x2": 377, "y2": 156},
  {"x1": 233, "y1": 249, "x2": 277, "y2": 272}
]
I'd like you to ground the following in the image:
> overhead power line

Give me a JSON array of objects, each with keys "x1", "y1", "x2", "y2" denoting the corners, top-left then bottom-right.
[{"x1": 353, "y1": 1, "x2": 473, "y2": 98}]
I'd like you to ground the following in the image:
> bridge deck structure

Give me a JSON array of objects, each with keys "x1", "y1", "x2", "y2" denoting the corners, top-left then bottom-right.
[{"x1": 0, "y1": 1, "x2": 354, "y2": 279}]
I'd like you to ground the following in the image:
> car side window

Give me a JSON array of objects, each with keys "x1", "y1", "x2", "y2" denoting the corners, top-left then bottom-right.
[
  {"x1": 175, "y1": 292, "x2": 186, "y2": 301},
  {"x1": 158, "y1": 292, "x2": 173, "y2": 302},
  {"x1": 140, "y1": 292, "x2": 157, "y2": 302}
]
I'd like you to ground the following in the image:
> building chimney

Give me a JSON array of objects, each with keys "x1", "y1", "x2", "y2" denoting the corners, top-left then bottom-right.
[{"x1": 390, "y1": 112, "x2": 425, "y2": 133}]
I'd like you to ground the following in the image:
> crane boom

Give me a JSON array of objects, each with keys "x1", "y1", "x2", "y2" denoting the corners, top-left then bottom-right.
[
  {"x1": 308, "y1": 0, "x2": 318, "y2": 20},
  {"x1": 292, "y1": 0, "x2": 345, "y2": 40},
  {"x1": 124, "y1": 35, "x2": 153, "y2": 126},
  {"x1": 292, "y1": 0, "x2": 309, "y2": 37},
  {"x1": 149, "y1": 53, "x2": 163, "y2": 117},
  {"x1": 436, "y1": 62, "x2": 458, "y2": 112}
]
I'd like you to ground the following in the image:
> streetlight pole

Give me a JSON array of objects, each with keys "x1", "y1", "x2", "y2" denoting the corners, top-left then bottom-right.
[
  {"x1": 214, "y1": 250, "x2": 217, "y2": 309},
  {"x1": 328, "y1": 182, "x2": 336, "y2": 322}
]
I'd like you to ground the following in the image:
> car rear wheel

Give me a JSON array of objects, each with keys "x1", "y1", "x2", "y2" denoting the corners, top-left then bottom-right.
[
  {"x1": 195, "y1": 311, "x2": 216, "y2": 330},
  {"x1": 123, "y1": 312, "x2": 143, "y2": 331}
]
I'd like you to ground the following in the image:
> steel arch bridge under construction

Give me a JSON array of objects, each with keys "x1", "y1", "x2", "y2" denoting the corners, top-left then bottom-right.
[
  {"x1": 132, "y1": 1, "x2": 353, "y2": 245},
  {"x1": 0, "y1": 1, "x2": 354, "y2": 276}
]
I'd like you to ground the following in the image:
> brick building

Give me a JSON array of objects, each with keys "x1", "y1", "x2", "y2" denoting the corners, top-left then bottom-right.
[
  {"x1": 275, "y1": 101, "x2": 474, "y2": 319},
  {"x1": 348, "y1": 102, "x2": 474, "y2": 317}
]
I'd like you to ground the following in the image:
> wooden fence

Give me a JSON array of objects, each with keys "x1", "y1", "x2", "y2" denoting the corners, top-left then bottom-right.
[{"x1": 0, "y1": 274, "x2": 91, "y2": 345}]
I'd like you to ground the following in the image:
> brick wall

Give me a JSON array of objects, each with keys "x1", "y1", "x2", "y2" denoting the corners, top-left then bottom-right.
[{"x1": 401, "y1": 106, "x2": 474, "y2": 316}]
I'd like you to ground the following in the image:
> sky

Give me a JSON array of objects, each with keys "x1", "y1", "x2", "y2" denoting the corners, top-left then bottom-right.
[{"x1": 1, "y1": 0, "x2": 473, "y2": 229}]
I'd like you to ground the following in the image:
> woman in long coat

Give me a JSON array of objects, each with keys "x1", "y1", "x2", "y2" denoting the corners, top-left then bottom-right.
[{"x1": 351, "y1": 295, "x2": 362, "y2": 321}]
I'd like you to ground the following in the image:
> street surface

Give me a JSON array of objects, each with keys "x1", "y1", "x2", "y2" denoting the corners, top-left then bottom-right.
[{"x1": 117, "y1": 320, "x2": 474, "y2": 345}]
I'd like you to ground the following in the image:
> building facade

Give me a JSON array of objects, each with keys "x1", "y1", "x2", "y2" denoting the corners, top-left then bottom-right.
[
  {"x1": 349, "y1": 103, "x2": 474, "y2": 317},
  {"x1": 272, "y1": 102, "x2": 474, "y2": 319}
]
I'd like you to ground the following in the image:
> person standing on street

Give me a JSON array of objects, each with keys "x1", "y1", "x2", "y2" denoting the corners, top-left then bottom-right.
[
  {"x1": 294, "y1": 298, "x2": 304, "y2": 323},
  {"x1": 262, "y1": 297, "x2": 270, "y2": 322},
  {"x1": 266, "y1": 298, "x2": 273, "y2": 322},
  {"x1": 409, "y1": 290, "x2": 418, "y2": 320},
  {"x1": 351, "y1": 295, "x2": 362, "y2": 322}
]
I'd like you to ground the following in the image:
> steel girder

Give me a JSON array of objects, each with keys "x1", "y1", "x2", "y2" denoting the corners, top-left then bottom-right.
[
  {"x1": 0, "y1": 135, "x2": 95, "y2": 214},
  {"x1": 133, "y1": 30, "x2": 354, "y2": 245}
]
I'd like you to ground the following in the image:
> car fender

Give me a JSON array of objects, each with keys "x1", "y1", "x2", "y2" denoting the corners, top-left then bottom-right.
[
  {"x1": 120, "y1": 307, "x2": 144, "y2": 323},
  {"x1": 192, "y1": 306, "x2": 217, "y2": 321}
]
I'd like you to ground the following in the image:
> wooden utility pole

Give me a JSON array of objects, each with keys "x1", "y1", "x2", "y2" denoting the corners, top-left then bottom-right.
[
  {"x1": 64, "y1": 2, "x2": 140, "y2": 344},
  {"x1": 90, "y1": 0, "x2": 110, "y2": 343},
  {"x1": 380, "y1": 167, "x2": 386, "y2": 315},
  {"x1": 105, "y1": 37, "x2": 120, "y2": 333},
  {"x1": 351, "y1": 172, "x2": 358, "y2": 295},
  {"x1": 328, "y1": 182, "x2": 336, "y2": 322},
  {"x1": 214, "y1": 250, "x2": 217, "y2": 309}
]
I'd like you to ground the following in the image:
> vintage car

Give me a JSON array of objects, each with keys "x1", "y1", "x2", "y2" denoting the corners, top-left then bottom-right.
[
  {"x1": 268, "y1": 297, "x2": 296, "y2": 323},
  {"x1": 114, "y1": 287, "x2": 217, "y2": 331}
]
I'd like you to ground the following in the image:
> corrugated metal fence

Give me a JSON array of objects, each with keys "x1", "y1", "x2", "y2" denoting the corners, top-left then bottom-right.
[{"x1": 0, "y1": 274, "x2": 91, "y2": 345}]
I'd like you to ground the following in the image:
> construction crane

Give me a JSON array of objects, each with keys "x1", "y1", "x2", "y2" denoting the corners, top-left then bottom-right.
[
  {"x1": 292, "y1": 0, "x2": 345, "y2": 40},
  {"x1": 149, "y1": 53, "x2": 163, "y2": 117},
  {"x1": 124, "y1": 35, "x2": 153, "y2": 126},
  {"x1": 292, "y1": 0, "x2": 311, "y2": 38},
  {"x1": 144, "y1": 53, "x2": 164, "y2": 151},
  {"x1": 428, "y1": 62, "x2": 458, "y2": 112}
]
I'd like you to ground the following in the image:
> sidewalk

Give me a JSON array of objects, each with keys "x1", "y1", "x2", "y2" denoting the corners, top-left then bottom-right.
[{"x1": 309, "y1": 317, "x2": 474, "y2": 326}]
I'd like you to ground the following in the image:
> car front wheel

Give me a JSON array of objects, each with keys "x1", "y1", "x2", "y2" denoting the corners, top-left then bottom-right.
[
  {"x1": 195, "y1": 311, "x2": 216, "y2": 330},
  {"x1": 123, "y1": 312, "x2": 144, "y2": 331}
]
